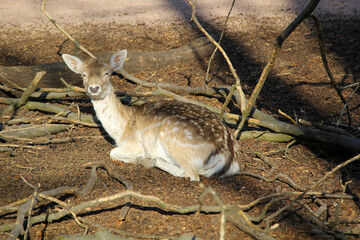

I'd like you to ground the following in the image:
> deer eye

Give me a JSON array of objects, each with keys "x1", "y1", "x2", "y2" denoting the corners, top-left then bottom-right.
[
  {"x1": 103, "y1": 72, "x2": 111, "y2": 78},
  {"x1": 81, "y1": 74, "x2": 88, "y2": 79}
]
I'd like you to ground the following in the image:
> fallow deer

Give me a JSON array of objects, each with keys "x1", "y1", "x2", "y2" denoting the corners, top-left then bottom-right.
[{"x1": 62, "y1": 50, "x2": 240, "y2": 181}]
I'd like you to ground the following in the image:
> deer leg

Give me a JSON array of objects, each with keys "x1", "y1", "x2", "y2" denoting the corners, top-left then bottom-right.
[
  {"x1": 110, "y1": 141, "x2": 144, "y2": 163},
  {"x1": 151, "y1": 157, "x2": 187, "y2": 178}
]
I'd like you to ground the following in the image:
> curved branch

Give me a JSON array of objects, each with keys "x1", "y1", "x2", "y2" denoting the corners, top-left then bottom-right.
[
  {"x1": 264, "y1": 153, "x2": 360, "y2": 224},
  {"x1": 310, "y1": 15, "x2": 351, "y2": 128},
  {"x1": 41, "y1": 0, "x2": 96, "y2": 58}
]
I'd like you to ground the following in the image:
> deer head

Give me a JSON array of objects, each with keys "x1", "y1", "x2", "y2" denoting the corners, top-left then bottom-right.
[{"x1": 62, "y1": 50, "x2": 127, "y2": 100}]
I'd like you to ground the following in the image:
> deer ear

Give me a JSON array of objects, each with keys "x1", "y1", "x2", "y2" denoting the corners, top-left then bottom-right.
[
  {"x1": 110, "y1": 50, "x2": 127, "y2": 72},
  {"x1": 62, "y1": 54, "x2": 83, "y2": 74}
]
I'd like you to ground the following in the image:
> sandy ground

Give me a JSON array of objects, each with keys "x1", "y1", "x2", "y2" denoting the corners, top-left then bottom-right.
[
  {"x1": 1, "y1": 1, "x2": 360, "y2": 239},
  {"x1": 0, "y1": 0, "x2": 359, "y2": 27}
]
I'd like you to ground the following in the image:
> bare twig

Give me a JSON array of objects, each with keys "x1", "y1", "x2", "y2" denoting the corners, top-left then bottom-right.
[
  {"x1": 82, "y1": 162, "x2": 133, "y2": 220},
  {"x1": 198, "y1": 185, "x2": 226, "y2": 240},
  {"x1": 205, "y1": 0, "x2": 236, "y2": 86},
  {"x1": 198, "y1": 184, "x2": 273, "y2": 240},
  {"x1": 278, "y1": 109, "x2": 297, "y2": 125},
  {"x1": 15, "y1": 71, "x2": 46, "y2": 111},
  {"x1": 3, "y1": 71, "x2": 46, "y2": 115},
  {"x1": 41, "y1": 0, "x2": 96, "y2": 58},
  {"x1": 187, "y1": 0, "x2": 247, "y2": 113},
  {"x1": 264, "y1": 153, "x2": 360, "y2": 224},
  {"x1": 337, "y1": 82, "x2": 359, "y2": 127},
  {"x1": 0, "y1": 72, "x2": 24, "y2": 91},
  {"x1": 309, "y1": 15, "x2": 351, "y2": 128},
  {"x1": 254, "y1": 151, "x2": 276, "y2": 177},
  {"x1": 235, "y1": 0, "x2": 320, "y2": 137},
  {"x1": 0, "y1": 142, "x2": 45, "y2": 150},
  {"x1": 335, "y1": 180, "x2": 352, "y2": 223},
  {"x1": 37, "y1": 193, "x2": 89, "y2": 232},
  {"x1": 219, "y1": 82, "x2": 239, "y2": 121},
  {"x1": 238, "y1": 171, "x2": 306, "y2": 191},
  {"x1": 21, "y1": 178, "x2": 40, "y2": 240},
  {"x1": 0, "y1": 191, "x2": 222, "y2": 234},
  {"x1": 7, "y1": 176, "x2": 40, "y2": 240},
  {"x1": 119, "y1": 68, "x2": 230, "y2": 97},
  {"x1": 237, "y1": 190, "x2": 356, "y2": 212},
  {"x1": 77, "y1": 217, "x2": 170, "y2": 239}
]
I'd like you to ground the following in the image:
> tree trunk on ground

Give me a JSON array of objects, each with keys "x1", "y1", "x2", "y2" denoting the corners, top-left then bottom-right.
[{"x1": 0, "y1": 37, "x2": 214, "y2": 89}]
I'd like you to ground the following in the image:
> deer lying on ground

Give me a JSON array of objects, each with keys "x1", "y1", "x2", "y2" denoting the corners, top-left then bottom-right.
[{"x1": 62, "y1": 50, "x2": 240, "y2": 181}]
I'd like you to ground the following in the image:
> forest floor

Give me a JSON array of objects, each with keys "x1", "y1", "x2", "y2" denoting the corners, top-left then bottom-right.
[{"x1": 1, "y1": 1, "x2": 360, "y2": 239}]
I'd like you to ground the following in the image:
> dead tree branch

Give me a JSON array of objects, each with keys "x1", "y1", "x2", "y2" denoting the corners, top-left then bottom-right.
[
  {"x1": 2, "y1": 167, "x2": 359, "y2": 239},
  {"x1": 264, "y1": 153, "x2": 360, "y2": 224},
  {"x1": 187, "y1": 0, "x2": 246, "y2": 113},
  {"x1": 205, "y1": 0, "x2": 236, "y2": 87},
  {"x1": 0, "y1": 124, "x2": 72, "y2": 142},
  {"x1": 238, "y1": 171, "x2": 306, "y2": 191},
  {"x1": 309, "y1": 15, "x2": 352, "y2": 128},
  {"x1": 5, "y1": 183, "x2": 77, "y2": 240},
  {"x1": 2, "y1": 71, "x2": 45, "y2": 115},
  {"x1": 235, "y1": 0, "x2": 320, "y2": 135},
  {"x1": 2, "y1": 82, "x2": 360, "y2": 151},
  {"x1": 41, "y1": 0, "x2": 95, "y2": 58}
]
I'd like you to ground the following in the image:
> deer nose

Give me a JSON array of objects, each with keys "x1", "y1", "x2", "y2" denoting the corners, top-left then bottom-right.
[{"x1": 89, "y1": 86, "x2": 100, "y2": 93}]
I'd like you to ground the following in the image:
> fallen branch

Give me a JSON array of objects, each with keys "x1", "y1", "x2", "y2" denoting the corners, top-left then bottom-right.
[
  {"x1": 7, "y1": 178, "x2": 39, "y2": 240},
  {"x1": 198, "y1": 185, "x2": 274, "y2": 240},
  {"x1": 38, "y1": 192, "x2": 89, "y2": 232},
  {"x1": 0, "y1": 124, "x2": 72, "y2": 142},
  {"x1": 238, "y1": 171, "x2": 306, "y2": 191},
  {"x1": 235, "y1": 0, "x2": 321, "y2": 135},
  {"x1": 41, "y1": 0, "x2": 95, "y2": 59},
  {"x1": 0, "y1": 162, "x2": 132, "y2": 234},
  {"x1": 264, "y1": 153, "x2": 360, "y2": 224},
  {"x1": 2, "y1": 81, "x2": 360, "y2": 151},
  {"x1": 205, "y1": 0, "x2": 235, "y2": 87},
  {"x1": 120, "y1": 72, "x2": 360, "y2": 151},
  {"x1": 2, "y1": 170, "x2": 358, "y2": 239},
  {"x1": 0, "y1": 143, "x2": 44, "y2": 150},
  {"x1": 310, "y1": 15, "x2": 351, "y2": 128},
  {"x1": 82, "y1": 162, "x2": 133, "y2": 220},
  {"x1": 2, "y1": 71, "x2": 45, "y2": 114},
  {"x1": 3, "y1": 185, "x2": 78, "y2": 238},
  {"x1": 187, "y1": 0, "x2": 247, "y2": 117},
  {"x1": 118, "y1": 68, "x2": 230, "y2": 97},
  {"x1": 0, "y1": 37, "x2": 216, "y2": 90}
]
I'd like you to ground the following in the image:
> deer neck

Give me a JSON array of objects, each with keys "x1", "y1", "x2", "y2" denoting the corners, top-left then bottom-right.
[{"x1": 90, "y1": 87, "x2": 132, "y2": 143}]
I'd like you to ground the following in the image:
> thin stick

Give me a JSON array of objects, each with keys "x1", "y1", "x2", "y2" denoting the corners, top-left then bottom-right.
[
  {"x1": 119, "y1": 68, "x2": 231, "y2": 97},
  {"x1": 22, "y1": 179, "x2": 40, "y2": 240},
  {"x1": 309, "y1": 15, "x2": 351, "y2": 128},
  {"x1": 84, "y1": 162, "x2": 133, "y2": 220},
  {"x1": 0, "y1": 143, "x2": 45, "y2": 150},
  {"x1": 187, "y1": 0, "x2": 247, "y2": 111},
  {"x1": 237, "y1": 171, "x2": 306, "y2": 191},
  {"x1": 337, "y1": 82, "x2": 359, "y2": 127},
  {"x1": 3, "y1": 71, "x2": 46, "y2": 114},
  {"x1": 278, "y1": 109, "x2": 297, "y2": 125},
  {"x1": 15, "y1": 72, "x2": 46, "y2": 109},
  {"x1": 77, "y1": 217, "x2": 169, "y2": 239},
  {"x1": 41, "y1": 0, "x2": 96, "y2": 59},
  {"x1": 37, "y1": 193, "x2": 89, "y2": 232},
  {"x1": 219, "y1": 82, "x2": 239, "y2": 121},
  {"x1": 205, "y1": 0, "x2": 236, "y2": 86},
  {"x1": 264, "y1": 153, "x2": 360, "y2": 223},
  {"x1": 235, "y1": 0, "x2": 320, "y2": 137},
  {"x1": 0, "y1": 72, "x2": 24, "y2": 91},
  {"x1": 198, "y1": 185, "x2": 227, "y2": 240}
]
